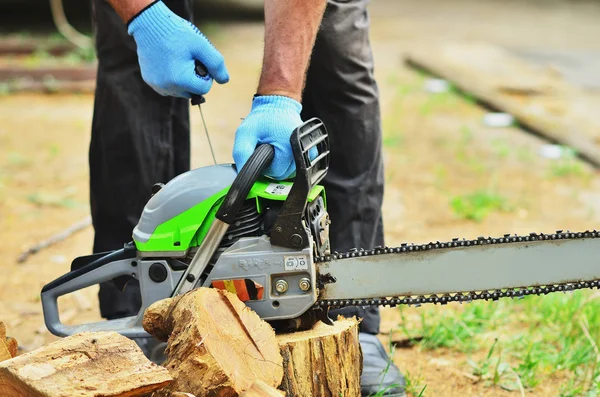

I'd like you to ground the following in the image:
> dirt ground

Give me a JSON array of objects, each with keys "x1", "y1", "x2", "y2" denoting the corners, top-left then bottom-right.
[{"x1": 2, "y1": 0, "x2": 600, "y2": 395}]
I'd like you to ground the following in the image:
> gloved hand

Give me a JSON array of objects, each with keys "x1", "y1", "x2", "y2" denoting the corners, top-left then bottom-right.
[
  {"x1": 127, "y1": 0, "x2": 229, "y2": 98},
  {"x1": 233, "y1": 95, "x2": 304, "y2": 181}
]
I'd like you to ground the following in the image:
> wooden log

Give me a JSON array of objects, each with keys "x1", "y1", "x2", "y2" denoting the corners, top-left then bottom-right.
[
  {"x1": 0, "y1": 331, "x2": 172, "y2": 397},
  {"x1": 142, "y1": 288, "x2": 284, "y2": 397},
  {"x1": 240, "y1": 381, "x2": 286, "y2": 397},
  {"x1": 276, "y1": 317, "x2": 362, "y2": 397},
  {"x1": 0, "y1": 322, "x2": 18, "y2": 361}
]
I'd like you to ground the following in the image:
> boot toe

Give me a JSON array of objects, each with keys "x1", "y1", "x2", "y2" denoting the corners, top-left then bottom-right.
[{"x1": 359, "y1": 333, "x2": 406, "y2": 397}]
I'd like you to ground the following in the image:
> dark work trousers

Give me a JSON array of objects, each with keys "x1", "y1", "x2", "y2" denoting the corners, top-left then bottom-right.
[{"x1": 90, "y1": 0, "x2": 383, "y2": 335}]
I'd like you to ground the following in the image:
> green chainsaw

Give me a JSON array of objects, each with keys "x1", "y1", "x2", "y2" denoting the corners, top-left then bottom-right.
[{"x1": 41, "y1": 117, "x2": 600, "y2": 338}]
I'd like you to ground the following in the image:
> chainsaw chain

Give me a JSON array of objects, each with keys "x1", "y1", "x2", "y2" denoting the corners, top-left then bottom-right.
[{"x1": 313, "y1": 229, "x2": 600, "y2": 309}]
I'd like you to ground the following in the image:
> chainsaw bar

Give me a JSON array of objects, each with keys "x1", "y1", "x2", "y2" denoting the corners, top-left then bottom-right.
[{"x1": 313, "y1": 229, "x2": 600, "y2": 310}]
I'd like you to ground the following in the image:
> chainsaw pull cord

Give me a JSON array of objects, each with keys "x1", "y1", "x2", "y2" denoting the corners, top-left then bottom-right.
[
  {"x1": 217, "y1": 144, "x2": 275, "y2": 224},
  {"x1": 191, "y1": 61, "x2": 275, "y2": 224},
  {"x1": 191, "y1": 61, "x2": 217, "y2": 165}
]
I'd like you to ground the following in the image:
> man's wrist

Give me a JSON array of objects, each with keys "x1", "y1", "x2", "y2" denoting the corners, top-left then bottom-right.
[
  {"x1": 256, "y1": 87, "x2": 301, "y2": 102},
  {"x1": 107, "y1": 0, "x2": 157, "y2": 24}
]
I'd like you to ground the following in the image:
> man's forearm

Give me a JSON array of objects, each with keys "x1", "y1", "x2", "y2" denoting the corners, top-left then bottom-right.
[
  {"x1": 106, "y1": 0, "x2": 155, "y2": 23},
  {"x1": 257, "y1": 0, "x2": 327, "y2": 102}
]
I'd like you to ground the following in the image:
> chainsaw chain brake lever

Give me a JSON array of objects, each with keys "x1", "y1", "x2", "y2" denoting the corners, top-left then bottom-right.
[{"x1": 269, "y1": 118, "x2": 330, "y2": 249}]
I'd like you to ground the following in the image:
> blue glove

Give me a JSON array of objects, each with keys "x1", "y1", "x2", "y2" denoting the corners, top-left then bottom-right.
[
  {"x1": 127, "y1": 0, "x2": 229, "y2": 98},
  {"x1": 233, "y1": 95, "x2": 304, "y2": 181}
]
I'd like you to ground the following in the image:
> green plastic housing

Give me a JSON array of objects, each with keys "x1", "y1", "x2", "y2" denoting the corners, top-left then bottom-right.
[{"x1": 134, "y1": 177, "x2": 325, "y2": 253}]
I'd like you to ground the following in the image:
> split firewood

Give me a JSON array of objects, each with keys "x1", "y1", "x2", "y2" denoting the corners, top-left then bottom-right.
[
  {"x1": 0, "y1": 322, "x2": 18, "y2": 361},
  {"x1": 0, "y1": 331, "x2": 172, "y2": 397},
  {"x1": 276, "y1": 317, "x2": 362, "y2": 397},
  {"x1": 143, "y1": 288, "x2": 284, "y2": 397},
  {"x1": 240, "y1": 380, "x2": 285, "y2": 397}
]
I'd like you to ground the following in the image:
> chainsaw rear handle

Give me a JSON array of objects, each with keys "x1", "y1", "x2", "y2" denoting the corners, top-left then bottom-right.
[
  {"x1": 216, "y1": 143, "x2": 275, "y2": 224},
  {"x1": 40, "y1": 247, "x2": 154, "y2": 338}
]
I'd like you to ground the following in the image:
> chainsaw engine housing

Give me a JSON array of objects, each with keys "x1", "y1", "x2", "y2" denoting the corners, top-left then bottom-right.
[
  {"x1": 132, "y1": 164, "x2": 329, "y2": 259},
  {"x1": 41, "y1": 118, "x2": 331, "y2": 337}
]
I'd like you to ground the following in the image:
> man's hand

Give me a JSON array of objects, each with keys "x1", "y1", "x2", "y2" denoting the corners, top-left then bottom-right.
[
  {"x1": 233, "y1": 95, "x2": 303, "y2": 180},
  {"x1": 233, "y1": 0, "x2": 326, "y2": 179},
  {"x1": 108, "y1": 0, "x2": 229, "y2": 98}
]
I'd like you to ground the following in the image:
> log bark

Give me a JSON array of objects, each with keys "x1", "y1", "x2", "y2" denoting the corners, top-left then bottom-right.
[
  {"x1": 143, "y1": 288, "x2": 284, "y2": 397},
  {"x1": 0, "y1": 331, "x2": 172, "y2": 397},
  {"x1": 276, "y1": 317, "x2": 362, "y2": 397},
  {"x1": 0, "y1": 322, "x2": 17, "y2": 361},
  {"x1": 240, "y1": 381, "x2": 285, "y2": 397}
]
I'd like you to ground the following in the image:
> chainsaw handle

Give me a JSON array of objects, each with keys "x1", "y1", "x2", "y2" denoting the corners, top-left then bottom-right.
[
  {"x1": 216, "y1": 143, "x2": 275, "y2": 224},
  {"x1": 41, "y1": 255, "x2": 151, "y2": 338}
]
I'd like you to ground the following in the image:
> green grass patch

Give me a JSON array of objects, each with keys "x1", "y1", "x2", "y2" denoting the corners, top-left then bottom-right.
[
  {"x1": 397, "y1": 290, "x2": 600, "y2": 395},
  {"x1": 6, "y1": 152, "x2": 32, "y2": 168},
  {"x1": 547, "y1": 147, "x2": 589, "y2": 179},
  {"x1": 399, "y1": 299, "x2": 508, "y2": 353},
  {"x1": 27, "y1": 191, "x2": 81, "y2": 208},
  {"x1": 491, "y1": 138, "x2": 512, "y2": 159},
  {"x1": 450, "y1": 190, "x2": 512, "y2": 222}
]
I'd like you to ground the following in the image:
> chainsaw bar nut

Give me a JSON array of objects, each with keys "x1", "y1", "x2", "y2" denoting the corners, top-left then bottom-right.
[
  {"x1": 299, "y1": 278, "x2": 311, "y2": 291},
  {"x1": 275, "y1": 279, "x2": 289, "y2": 293}
]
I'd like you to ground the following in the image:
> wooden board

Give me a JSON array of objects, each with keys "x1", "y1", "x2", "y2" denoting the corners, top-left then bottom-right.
[{"x1": 404, "y1": 41, "x2": 600, "y2": 166}]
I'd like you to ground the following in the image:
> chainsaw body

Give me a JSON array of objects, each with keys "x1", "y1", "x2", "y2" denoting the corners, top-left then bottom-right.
[
  {"x1": 42, "y1": 116, "x2": 600, "y2": 340},
  {"x1": 41, "y1": 118, "x2": 331, "y2": 338}
]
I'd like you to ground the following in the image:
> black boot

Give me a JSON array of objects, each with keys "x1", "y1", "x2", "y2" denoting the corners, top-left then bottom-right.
[{"x1": 359, "y1": 333, "x2": 407, "y2": 397}]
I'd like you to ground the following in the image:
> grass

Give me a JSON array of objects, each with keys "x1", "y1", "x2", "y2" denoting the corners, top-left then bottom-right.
[
  {"x1": 547, "y1": 147, "x2": 589, "y2": 179},
  {"x1": 449, "y1": 189, "x2": 513, "y2": 222},
  {"x1": 26, "y1": 190, "x2": 81, "y2": 209},
  {"x1": 396, "y1": 289, "x2": 600, "y2": 396}
]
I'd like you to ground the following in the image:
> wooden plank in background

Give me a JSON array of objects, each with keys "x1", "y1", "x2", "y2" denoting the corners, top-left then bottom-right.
[{"x1": 404, "y1": 41, "x2": 600, "y2": 167}]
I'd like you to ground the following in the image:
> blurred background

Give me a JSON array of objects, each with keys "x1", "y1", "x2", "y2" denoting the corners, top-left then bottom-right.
[{"x1": 1, "y1": 0, "x2": 600, "y2": 395}]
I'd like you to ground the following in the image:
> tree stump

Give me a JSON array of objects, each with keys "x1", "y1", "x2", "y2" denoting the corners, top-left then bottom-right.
[
  {"x1": 0, "y1": 331, "x2": 172, "y2": 397},
  {"x1": 142, "y1": 288, "x2": 284, "y2": 397},
  {"x1": 276, "y1": 317, "x2": 362, "y2": 397}
]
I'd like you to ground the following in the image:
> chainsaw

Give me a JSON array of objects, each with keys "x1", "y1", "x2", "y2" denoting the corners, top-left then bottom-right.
[{"x1": 41, "y1": 117, "x2": 600, "y2": 338}]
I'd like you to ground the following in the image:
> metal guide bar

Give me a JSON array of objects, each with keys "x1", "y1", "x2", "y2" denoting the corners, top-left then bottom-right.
[{"x1": 313, "y1": 229, "x2": 600, "y2": 309}]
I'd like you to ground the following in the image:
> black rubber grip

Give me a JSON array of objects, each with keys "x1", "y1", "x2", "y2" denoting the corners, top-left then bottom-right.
[
  {"x1": 216, "y1": 144, "x2": 275, "y2": 224},
  {"x1": 191, "y1": 60, "x2": 208, "y2": 106},
  {"x1": 41, "y1": 245, "x2": 136, "y2": 293}
]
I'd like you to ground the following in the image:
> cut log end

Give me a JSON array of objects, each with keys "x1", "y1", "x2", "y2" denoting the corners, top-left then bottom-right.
[
  {"x1": 240, "y1": 380, "x2": 286, "y2": 397},
  {"x1": 144, "y1": 288, "x2": 284, "y2": 397},
  {"x1": 0, "y1": 331, "x2": 172, "y2": 397}
]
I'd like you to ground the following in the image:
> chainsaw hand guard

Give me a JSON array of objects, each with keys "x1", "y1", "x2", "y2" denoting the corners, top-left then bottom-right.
[{"x1": 270, "y1": 117, "x2": 330, "y2": 249}]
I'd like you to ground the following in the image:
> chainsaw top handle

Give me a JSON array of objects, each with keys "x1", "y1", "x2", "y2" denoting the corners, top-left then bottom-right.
[
  {"x1": 215, "y1": 117, "x2": 329, "y2": 229},
  {"x1": 216, "y1": 143, "x2": 274, "y2": 224}
]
